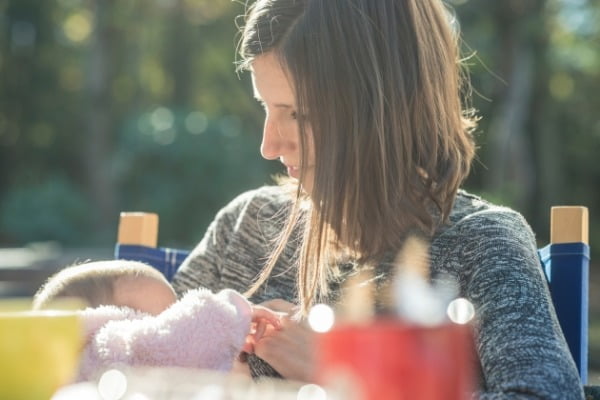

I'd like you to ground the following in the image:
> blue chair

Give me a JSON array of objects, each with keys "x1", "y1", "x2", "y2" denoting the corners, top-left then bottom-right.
[
  {"x1": 538, "y1": 206, "x2": 589, "y2": 384},
  {"x1": 114, "y1": 212, "x2": 190, "y2": 282},
  {"x1": 114, "y1": 207, "x2": 591, "y2": 385}
]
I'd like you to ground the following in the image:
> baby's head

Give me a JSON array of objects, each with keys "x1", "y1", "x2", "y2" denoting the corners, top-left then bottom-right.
[{"x1": 33, "y1": 260, "x2": 177, "y2": 315}]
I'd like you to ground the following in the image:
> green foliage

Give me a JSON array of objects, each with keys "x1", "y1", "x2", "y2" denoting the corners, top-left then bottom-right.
[
  {"x1": 0, "y1": 175, "x2": 91, "y2": 244},
  {"x1": 454, "y1": 0, "x2": 599, "y2": 251},
  {"x1": 0, "y1": 0, "x2": 598, "y2": 258},
  {"x1": 113, "y1": 108, "x2": 275, "y2": 247},
  {"x1": 0, "y1": 0, "x2": 272, "y2": 247}
]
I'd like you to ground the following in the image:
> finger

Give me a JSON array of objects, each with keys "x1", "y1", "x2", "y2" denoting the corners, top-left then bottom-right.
[
  {"x1": 255, "y1": 320, "x2": 267, "y2": 340},
  {"x1": 240, "y1": 340, "x2": 254, "y2": 358},
  {"x1": 259, "y1": 299, "x2": 296, "y2": 313},
  {"x1": 252, "y1": 307, "x2": 283, "y2": 328},
  {"x1": 241, "y1": 337, "x2": 255, "y2": 353}
]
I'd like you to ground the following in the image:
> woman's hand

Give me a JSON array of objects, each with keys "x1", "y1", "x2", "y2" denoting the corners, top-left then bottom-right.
[
  {"x1": 251, "y1": 299, "x2": 316, "y2": 382},
  {"x1": 235, "y1": 303, "x2": 283, "y2": 376},
  {"x1": 241, "y1": 304, "x2": 283, "y2": 354}
]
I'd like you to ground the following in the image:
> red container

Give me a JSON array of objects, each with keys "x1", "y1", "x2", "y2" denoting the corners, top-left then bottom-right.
[{"x1": 315, "y1": 320, "x2": 475, "y2": 400}]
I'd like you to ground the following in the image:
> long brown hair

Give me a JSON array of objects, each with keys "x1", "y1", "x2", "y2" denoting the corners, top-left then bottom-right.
[{"x1": 238, "y1": 0, "x2": 477, "y2": 315}]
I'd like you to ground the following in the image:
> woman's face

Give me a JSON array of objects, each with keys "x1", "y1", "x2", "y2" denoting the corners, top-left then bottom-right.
[{"x1": 251, "y1": 53, "x2": 315, "y2": 194}]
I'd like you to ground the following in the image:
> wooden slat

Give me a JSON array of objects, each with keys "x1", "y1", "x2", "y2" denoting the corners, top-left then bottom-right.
[
  {"x1": 551, "y1": 206, "x2": 589, "y2": 245},
  {"x1": 117, "y1": 212, "x2": 159, "y2": 248}
]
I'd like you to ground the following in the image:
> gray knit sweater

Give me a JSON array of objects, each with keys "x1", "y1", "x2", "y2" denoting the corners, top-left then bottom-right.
[{"x1": 171, "y1": 186, "x2": 584, "y2": 399}]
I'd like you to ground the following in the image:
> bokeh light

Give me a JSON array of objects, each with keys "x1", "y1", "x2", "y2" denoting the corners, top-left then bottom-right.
[
  {"x1": 150, "y1": 107, "x2": 174, "y2": 131},
  {"x1": 549, "y1": 72, "x2": 575, "y2": 100},
  {"x1": 297, "y1": 384, "x2": 328, "y2": 400},
  {"x1": 63, "y1": 12, "x2": 93, "y2": 43},
  {"x1": 308, "y1": 304, "x2": 335, "y2": 333},
  {"x1": 446, "y1": 298, "x2": 475, "y2": 325},
  {"x1": 140, "y1": 61, "x2": 172, "y2": 97},
  {"x1": 125, "y1": 393, "x2": 150, "y2": 400},
  {"x1": 11, "y1": 21, "x2": 36, "y2": 50},
  {"x1": 185, "y1": 111, "x2": 208, "y2": 134},
  {"x1": 98, "y1": 369, "x2": 127, "y2": 400},
  {"x1": 191, "y1": 384, "x2": 224, "y2": 399}
]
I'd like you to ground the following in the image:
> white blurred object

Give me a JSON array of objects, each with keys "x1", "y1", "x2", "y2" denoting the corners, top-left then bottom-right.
[
  {"x1": 394, "y1": 274, "x2": 447, "y2": 325},
  {"x1": 337, "y1": 270, "x2": 375, "y2": 324},
  {"x1": 51, "y1": 367, "x2": 345, "y2": 400},
  {"x1": 190, "y1": 384, "x2": 225, "y2": 400},
  {"x1": 51, "y1": 382, "x2": 101, "y2": 400},
  {"x1": 308, "y1": 304, "x2": 335, "y2": 333},
  {"x1": 447, "y1": 298, "x2": 475, "y2": 324},
  {"x1": 393, "y1": 237, "x2": 447, "y2": 325},
  {"x1": 297, "y1": 384, "x2": 328, "y2": 400},
  {"x1": 124, "y1": 393, "x2": 151, "y2": 400},
  {"x1": 98, "y1": 369, "x2": 127, "y2": 400}
]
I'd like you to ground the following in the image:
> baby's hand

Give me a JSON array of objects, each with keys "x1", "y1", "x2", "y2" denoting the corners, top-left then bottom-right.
[{"x1": 241, "y1": 305, "x2": 284, "y2": 354}]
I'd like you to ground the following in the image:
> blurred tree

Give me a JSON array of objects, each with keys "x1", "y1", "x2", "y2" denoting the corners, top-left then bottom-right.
[
  {"x1": 0, "y1": 0, "x2": 274, "y2": 246},
  {"x1": 83, "y1": 0, "x2": 117, "y2": 237},
  {"x1": 0, "y1": 0, "x2": 597, "y2": 256},
  {"x1": 455, "y1": 0, "x2": 599, "y2": 246}
]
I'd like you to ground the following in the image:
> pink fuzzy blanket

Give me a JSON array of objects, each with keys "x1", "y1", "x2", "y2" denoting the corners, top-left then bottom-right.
[{"x1": 78, "y1": 288, "x2": 251, "y2": 380}]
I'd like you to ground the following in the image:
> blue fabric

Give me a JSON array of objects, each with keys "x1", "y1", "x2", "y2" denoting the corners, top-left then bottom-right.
[
  {"x1": 538, "y1": 242, "x2": 590, "y2": 384},
  {"x1": 114, "y1": 244, "x2": 190, "y2": 282}
]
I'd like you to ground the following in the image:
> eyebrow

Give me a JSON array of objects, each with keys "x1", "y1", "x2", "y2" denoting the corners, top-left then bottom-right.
[{"x1": 253, "y1": 94, "x2": 293, "y2": 109}]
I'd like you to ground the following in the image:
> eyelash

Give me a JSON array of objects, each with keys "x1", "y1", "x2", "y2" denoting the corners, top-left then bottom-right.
[{"x1": 258, "y1": 101, "x2": 298, "y2": 120}]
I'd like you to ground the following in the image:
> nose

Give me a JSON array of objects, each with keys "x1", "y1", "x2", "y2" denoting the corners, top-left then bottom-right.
[{"x1": 260, "y1": 117, "x2": 294, "y2": 160}]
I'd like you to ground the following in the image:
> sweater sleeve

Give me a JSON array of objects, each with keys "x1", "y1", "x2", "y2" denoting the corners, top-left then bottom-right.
[
  {"x1": 170, "y1": 190, "x2": 259, "y2": 296},
  {"x1": 79, "y1": 288, "x2": 252, "y2": 380},
  {"x1": 448, "y1": 210, "x2": 584, "y2": 399}
]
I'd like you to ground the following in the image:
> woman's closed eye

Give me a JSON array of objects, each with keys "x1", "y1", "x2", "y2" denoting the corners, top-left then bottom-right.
[{"x1": 255, "y1": 96, "x2": 300, "y2": 122}]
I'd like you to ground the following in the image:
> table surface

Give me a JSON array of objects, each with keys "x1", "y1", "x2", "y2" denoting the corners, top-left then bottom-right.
[
  {"x1": 52, "y1": 367, "x2": 330, "y2": 400},
  {"x1": 49, "y1": 366, "x2": 600, "y2": 400}
]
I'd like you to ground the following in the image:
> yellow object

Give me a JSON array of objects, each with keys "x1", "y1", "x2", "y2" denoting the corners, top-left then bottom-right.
[
  {"x1": 117, "y1": 212, "x2": 159, "y2": 247},
  {"x1": 0, "y1": 300, "x2": 83, "y2": 400},
  {"x1": 550, "y1": 206, "x2": 588, "y2": 245}
]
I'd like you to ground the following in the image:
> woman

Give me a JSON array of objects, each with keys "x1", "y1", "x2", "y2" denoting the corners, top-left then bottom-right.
[{"x1": 172, "y1": 0, "x2": 584, "y2": 398}]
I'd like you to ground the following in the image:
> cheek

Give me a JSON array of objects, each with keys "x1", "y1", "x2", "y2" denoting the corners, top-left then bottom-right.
[
  {"x1": 284, "y1": 118, "x2": 300, "y2": 138},
  {"x1": 264, "y1": 116, "x2": 294, "y2": 139}
]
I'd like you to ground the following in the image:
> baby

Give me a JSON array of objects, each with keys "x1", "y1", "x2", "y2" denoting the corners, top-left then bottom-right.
[{"x1": 33, "y1": 260, "x2": 280, "y2": 381}]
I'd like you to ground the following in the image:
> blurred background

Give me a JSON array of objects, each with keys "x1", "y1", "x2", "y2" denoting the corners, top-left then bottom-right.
[{"x1": 0, "y1": 0, "x2": 598, "y2": 381}]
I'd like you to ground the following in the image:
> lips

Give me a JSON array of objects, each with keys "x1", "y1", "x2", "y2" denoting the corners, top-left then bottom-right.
[{"x1": 285, "y1": 165, "x2": 300, "y2": 178}]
